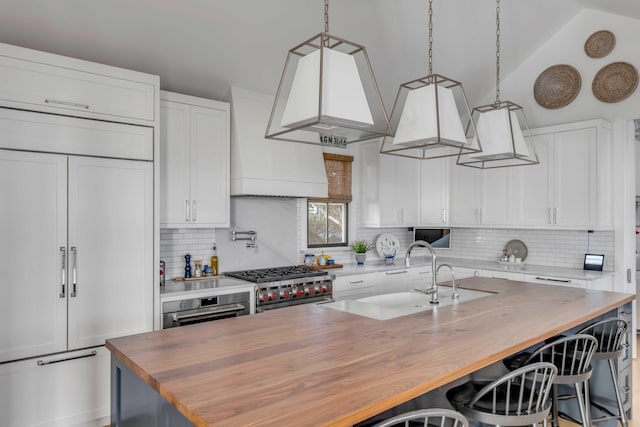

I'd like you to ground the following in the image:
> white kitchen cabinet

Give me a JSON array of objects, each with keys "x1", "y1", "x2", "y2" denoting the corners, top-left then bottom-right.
[
  {"x1": 587, "y1": 276, "x2": 613, "y2": 291},
  {"x1": 409, "y1": 265, "x2": 434, "y2": 290},
  {"x1": 515, "y1": 120, "x2": 610, "y2": 229},
  {"x1": 480, "y1": 270, "x2": 523, "y2": 281},
  {"x1": 333, "y1": 273, "x2": 378, "y2": 301},
  {"x1": 0, "y1": 42, "x2": 156, "y2": 125},
  {"x1": 160, "y1": 91, "x2": 230, "y2": 228},
  {"x1": 419, "y1": 157, "x2": 449, "y2": 225},
  {"x1": 0, "y1": 347, "x2": 110, "y2": 427},
  {"x1": 360, "y1": 140, "x2": 420, "y2": 227},
  {"x1": 0, "y1": 115, "x2": 154, "y2": 427},
  {"x1": 378, "y1": 268, "x2": 411, "y2": 294},
  {"x1": 521, "y1": 273, "x2": 587, "y2": 288},
  {"x1": 449, "y1": 158, "x2": 512, "y2": 226}
]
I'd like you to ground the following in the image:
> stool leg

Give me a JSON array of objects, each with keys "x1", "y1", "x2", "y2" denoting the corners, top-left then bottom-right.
[
  {"x1": 583, "y1": 380, "x2": 591, "y2": 427},
  {"x1": 574, "y1": 382, "x2": 588, "y2": 427},
  {"x1": 607, "y1": 359, "x2": 628, "y2": 427},
  {"x1": 551, "y1": 384, "x2": 559, "y2": 427}
]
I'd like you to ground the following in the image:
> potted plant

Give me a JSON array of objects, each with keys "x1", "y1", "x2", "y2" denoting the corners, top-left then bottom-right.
[{"x1": 350, "y1": 240, "x2": 373, "y2": 265}]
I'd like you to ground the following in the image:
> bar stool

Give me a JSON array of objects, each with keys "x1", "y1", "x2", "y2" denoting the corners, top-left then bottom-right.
[
  {"x1": 446, "y1": 361, "x2": 557, "y2": 426},
  {"x1": 372, "y1": 408, "x2": 469, "y2": 427},
  {"x1": 578, "y1": 317, "x2": 629, "y2": 427},
  {"x1": 504, "y1": 334, "x2": 598, "y2": 427}
]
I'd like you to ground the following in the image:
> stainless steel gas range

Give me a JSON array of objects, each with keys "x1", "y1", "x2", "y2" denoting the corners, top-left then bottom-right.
[{"x1": 224, "y1": 266, "x2": 334, "y2": 312}]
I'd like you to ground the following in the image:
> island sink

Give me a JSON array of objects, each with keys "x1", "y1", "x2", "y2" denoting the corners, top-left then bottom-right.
[{"x1": 320, "y1": 287, "x2": 493, "y2": 320}]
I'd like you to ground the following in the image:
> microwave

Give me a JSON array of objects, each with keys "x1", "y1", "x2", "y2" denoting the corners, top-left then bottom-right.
[{"x1": 413, "y1": 228, "x2": 451, "y2": 249}]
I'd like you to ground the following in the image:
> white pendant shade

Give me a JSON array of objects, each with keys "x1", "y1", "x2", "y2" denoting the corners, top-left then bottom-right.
[
  {"x1": 392, "y1": 84, "x2": 467, "y2": 147},
  {"x1": 280, "y1": 48, "x2": 374, "y2": 129},
  {"x1": 469, "y1": 108, "x2": 529, "y2": 160}
]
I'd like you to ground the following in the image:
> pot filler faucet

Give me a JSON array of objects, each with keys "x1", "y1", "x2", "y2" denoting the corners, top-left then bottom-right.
[{"x1": 405, "y1": 240, "x2": 440, "y2": 304}]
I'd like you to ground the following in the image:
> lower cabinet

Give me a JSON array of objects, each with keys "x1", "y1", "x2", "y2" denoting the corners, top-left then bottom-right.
[
  {"x1": 521, "y1": 273, "x2": 587, "y2": 288},
  {"x1": 378, "y1": 269, "x2": 410, "y2": 294},
  {"x1": 333, "y1": 273, "x2": 378, "y2": 301},
  {"x1": 0, "y1": 347, "x2": 110, "y2": 427}
]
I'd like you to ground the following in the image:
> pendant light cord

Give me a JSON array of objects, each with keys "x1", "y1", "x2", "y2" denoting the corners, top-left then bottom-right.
[
  {"x1": 324, "y1": 0, "x2": 329, "y2": 34},
  {"x1": 495, "y1": 0, "x2": 501, "y2": 105},
  {"x1": 428, "y1": 0, "x2": 433, "y2": 75}
]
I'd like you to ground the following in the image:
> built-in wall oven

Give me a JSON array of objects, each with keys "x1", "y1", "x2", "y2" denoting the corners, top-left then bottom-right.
[{"x1": 162, "y1": 292, "x2": 251, "y2": 328}]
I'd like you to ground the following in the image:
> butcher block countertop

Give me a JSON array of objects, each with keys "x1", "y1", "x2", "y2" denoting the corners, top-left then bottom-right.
[{"x1": 105, "y1": 278, "x2": 634, "y2": 427}]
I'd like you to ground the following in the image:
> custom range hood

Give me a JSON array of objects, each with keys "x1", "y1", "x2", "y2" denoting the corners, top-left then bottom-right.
[{"x1": 226, "y1": 87, "x2": 328, "y2": 198}]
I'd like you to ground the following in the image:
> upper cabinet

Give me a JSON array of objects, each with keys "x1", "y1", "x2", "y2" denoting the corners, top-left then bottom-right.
[
  {"x1": 0, "y1": 42, "x2": 156, "y2": 126},
  {"x1": 160, "y1": 91, "x2": 230, "y2": 228},
  {"x1": 360, "y1": 140, "x2": 420, "y2": 227},
  {"x1": 450, "y1": 160, "x2": 512, "y2": 227},
  {"x1": 419, "y1": 157, "x2": 449, "y2": 226},
  {"x1": 515, "y1": 120, "x2": 611, "y2": 229}
]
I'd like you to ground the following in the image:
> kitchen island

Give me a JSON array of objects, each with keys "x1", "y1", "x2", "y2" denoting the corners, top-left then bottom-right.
[{"x1": 106, "y1": 277, "x2": 634, "y2": 426}]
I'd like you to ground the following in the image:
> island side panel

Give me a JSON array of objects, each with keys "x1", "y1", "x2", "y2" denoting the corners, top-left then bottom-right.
[{"x1": 111, "y1": 356, "x2": 193, "y2": 427}]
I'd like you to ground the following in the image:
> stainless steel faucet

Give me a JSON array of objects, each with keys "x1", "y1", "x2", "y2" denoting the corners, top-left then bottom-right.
[
  {"x1": 405, "y1": 240, "x2": 439, "y2": 304},
  {"x1": 436, "y1": 263, "x2": 458, "y2": 299}
]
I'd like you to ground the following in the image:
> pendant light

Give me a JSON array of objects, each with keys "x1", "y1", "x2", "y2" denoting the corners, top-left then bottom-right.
[
  {"x1": 457, "y1": 0, "x2": 538, "y2": 169},
  {"x1": 379, "y1": 0, "x2": 481, "y2": 160},
  {"x1": 265, "y1": 0, "x2": 390, "y2": 147}
]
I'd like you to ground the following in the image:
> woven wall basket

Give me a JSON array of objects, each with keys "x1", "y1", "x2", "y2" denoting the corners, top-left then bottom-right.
[
  {"x1": 584, "y1": 30, "x2": 616, "y2": 58},
  {"x1": 592, "y1": 62, "x2": 638, "y2": 103},
  {"x1": 534, "y1": 64, "x2": 581, "y2": 109}
]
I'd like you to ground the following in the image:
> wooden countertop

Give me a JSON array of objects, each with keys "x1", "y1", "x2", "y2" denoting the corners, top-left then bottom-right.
[{"x1": 106, "y1": 278, "x2": 634, "y2": 427}]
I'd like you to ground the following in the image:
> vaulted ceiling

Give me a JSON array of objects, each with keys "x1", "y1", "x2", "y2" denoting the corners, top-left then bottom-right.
[{"x1": 0, "y1": 0, "x2": 637, "y2": 112}]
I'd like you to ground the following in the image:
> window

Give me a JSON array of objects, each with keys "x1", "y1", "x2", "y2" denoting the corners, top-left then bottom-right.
[{"x1": 307, "y1": 153, "x2": 353, "y2": 248}]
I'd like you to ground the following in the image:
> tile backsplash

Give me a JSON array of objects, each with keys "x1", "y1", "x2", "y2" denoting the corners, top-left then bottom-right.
[{"x1": 161, "y1": 196, "x2": 614, "y2": 278}]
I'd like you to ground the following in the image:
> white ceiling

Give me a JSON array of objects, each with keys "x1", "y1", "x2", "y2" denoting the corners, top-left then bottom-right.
[{"x1": 0, "y1": 0, "x2": 637, "y2": 109}]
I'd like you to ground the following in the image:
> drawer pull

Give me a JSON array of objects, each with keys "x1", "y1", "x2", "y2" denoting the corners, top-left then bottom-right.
[
  {"x1": 37, "y1": 350, "x2": 97, "y2": 366},
  {"x1": 349, "y1": 280, "x2": 364, "y2": 284},
  {"x1": 386, "y1": 270, "x2": 408, "y2": 275},
  {"x1": 44, "y1": 98, "x2": 90, "y2": 109},
  {"x1": 535, "y1": 276, "x2": 571, "y2": 283}
]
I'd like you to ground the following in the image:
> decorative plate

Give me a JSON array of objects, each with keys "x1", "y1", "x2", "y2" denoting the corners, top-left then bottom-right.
[
  {"x1": 376, "y1": 233, "x2": 400, "y2": 259},
  {"x1": 584, "y1": 30, "x2": 616, "y2": 59},
  {"x1": 505, "y1": 239, "x2": 528, "y2": 261},
  {"x1": 592, "y1": 62, "x2": 639, "y2": 103},
  {"x1": 533, "y1": 64, "x2": 581, "y2": 109}
]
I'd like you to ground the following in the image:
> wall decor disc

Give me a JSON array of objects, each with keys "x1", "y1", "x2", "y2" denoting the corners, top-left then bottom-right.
[
  {"x1": 533, "y1": 64, "x2": 581, "y2": 109},
  {"x1": 584, "y1": 30, "x2": 616, "y2": 58},
  {"x1": 592, "y1": 62, "x2": 639, "y2": 103}
]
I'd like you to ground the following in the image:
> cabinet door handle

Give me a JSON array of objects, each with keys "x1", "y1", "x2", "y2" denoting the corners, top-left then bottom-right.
[
  {"x1": 386, "y1": 270, "x2": 408, "y2": 275},
  {"x1": 44, "y1": 99, "x2": 90, "y2": 109},
  {"x1": 400, "y1": 208, "x2": 404, "y2": 223},
  {"x1": 37, "y1": 350, "x2": 97, "y2": 366},
  {"x1": 554, "y1": 207, "x2": 558, "y2": 224},
  {"x1": 349, "y1": 280, "x2": 364, "y2": 284},
  {"x1": 442, "y1": 209, "x2": 446, "y2": 224},
  {"x1": 70, "y1": 246, "x2": 77, "y2": 297},
  {"x1": 192, "y1": 200, "x2": 197, "y2": 222},
  {"x1": 185, "y1": 200, "x2": 190, "y2": 222},
  {"x1": 59, "y1": 247, "x2": 66, "y2": 298},
  {"x1": 418, "y1": 271, "x2": 431, "y2": 275},
  {"x1": 535, "y1": 276, "x2": 571, "y2": 283},
  {"x1": 548, "y1": 208, "x2": 552, "y2": 224}
]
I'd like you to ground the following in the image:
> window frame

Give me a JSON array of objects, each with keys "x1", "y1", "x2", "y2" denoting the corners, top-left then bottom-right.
[{"x1": 307, "y1": 201, "x2": 349, "y2": 248}]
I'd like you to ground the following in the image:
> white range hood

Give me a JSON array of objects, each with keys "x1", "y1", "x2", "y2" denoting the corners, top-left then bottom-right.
[{"x1": 226, "y1": 87, "x2": 328, "y2": 198}]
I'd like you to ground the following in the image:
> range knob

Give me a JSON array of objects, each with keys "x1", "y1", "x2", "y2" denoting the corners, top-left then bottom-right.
[
  {"x1": 269, "y1": 290, "x2": 279, "y2": 300},
  {"x1": 259, "y1": 292, "x2": 269, "y2": 303},
  {"x1": 280, "y1": 289, "x2": 290, "y2": 299},
  {"x1": 316, "y1": 285, "x2": 325, "y2": 294},
  {"x1": 294, "y1": 288, "x2": 303, "y2": 297},
  {"x1": 324, "y1": 284, "x2": 332, "y2": 292},
  {"x1": 306, "y1": 287, "x2": 315, "y2": 296}
]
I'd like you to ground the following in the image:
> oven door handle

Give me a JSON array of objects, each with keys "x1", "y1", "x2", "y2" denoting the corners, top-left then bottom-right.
[{"x1": 172, "y1": 304, "x2": 246, "y2": 322}]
